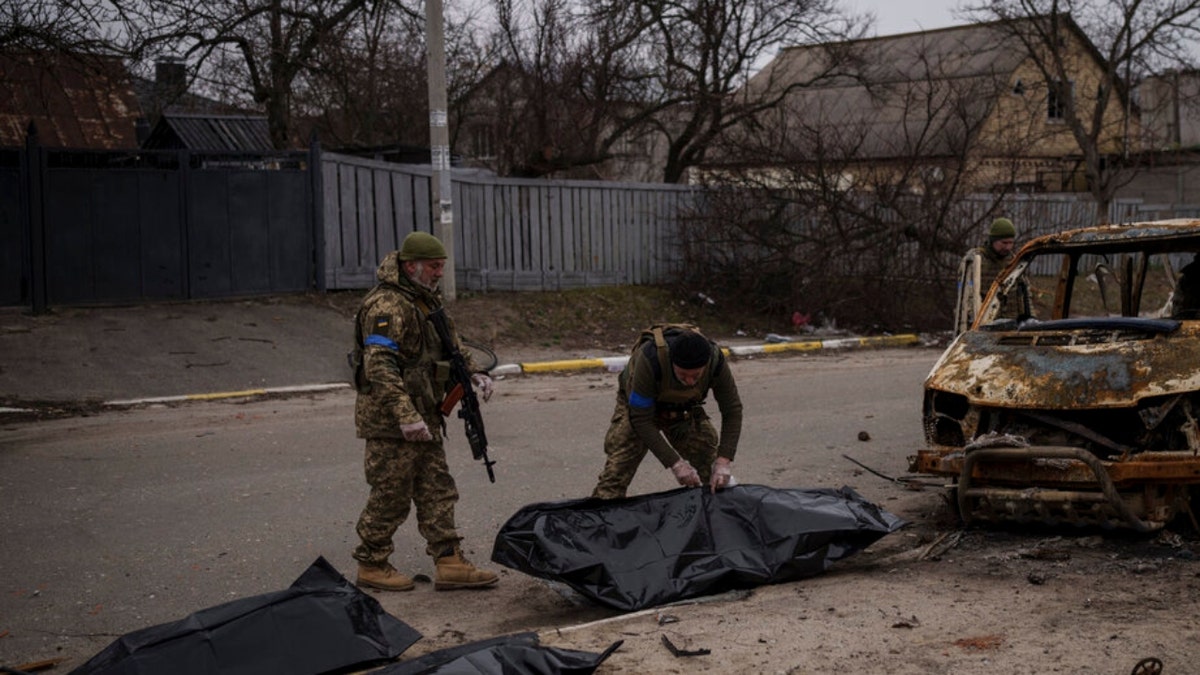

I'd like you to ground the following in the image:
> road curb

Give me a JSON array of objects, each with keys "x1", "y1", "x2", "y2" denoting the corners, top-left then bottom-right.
[
  {"x1": 103, "y1": 383, "x2": 351, "y2": 408},
  {"x1": 73, "y1": 334, "x2": 919, "y2": 410},
  {"x1": 493, "y1": 333, "x2": 921, "y2": 376}
]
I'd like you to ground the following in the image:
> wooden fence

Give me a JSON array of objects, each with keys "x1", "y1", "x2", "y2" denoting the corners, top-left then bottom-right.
[
  {"x1": 8, "y1": 138, "x2": 1198, "y2": 310},
  {"x1": 321, "y1": 152, "x2": 1200, "y2": 296},
  {"x1": 961, "y1": 194, "x2": 1200, "y2": 277},
  {"x1": 320, "y1": 153, "x2": 699, "y2": 291}
]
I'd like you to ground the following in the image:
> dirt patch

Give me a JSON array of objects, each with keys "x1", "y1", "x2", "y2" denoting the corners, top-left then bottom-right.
[{"x1": 314, "y1": 285, "x2": 820, "y2": 358}]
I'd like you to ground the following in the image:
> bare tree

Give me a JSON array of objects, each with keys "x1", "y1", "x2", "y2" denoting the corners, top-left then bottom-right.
[
  {"x1": 468, "y1": 0, "x2": 631, "y2": 177},
  {"x1": 291, "y1": 3, "x2": 492, "y2": 150},
  {"x1": 124, "y1": 0, "x2": 423, "y2": 149},
  {"x1": 961, "y1": 0, "x2": 1200, "y2": 221},
  {"x1": 297, "y1": 4, "x2": 425, "y2": 147},
  {"x1": 0, "y1": 0, "x2": 131, "y2": 54},
  {"x1": 587, "y1": 0, "x2": 864, "y2": 183},
  {"x1": 468, "y1": 0, "x2": 863, "y2": 182},
  {"x1": 678, "y1": 39, "x2": 1037, "y2": 330}
]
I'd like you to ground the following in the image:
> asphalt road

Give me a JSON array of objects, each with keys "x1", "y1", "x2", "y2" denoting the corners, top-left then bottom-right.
[
  {"x1": 0, "y1": 348, "x2": 939, "y2": 670},
  {"x1": 0, "y1": 296, "x2": 354, "y2": 404}
]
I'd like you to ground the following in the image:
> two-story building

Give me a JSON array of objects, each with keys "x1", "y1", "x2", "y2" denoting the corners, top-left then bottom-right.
[
  {"x1": 1120, "y1": 69, "x2": 1200, "y2": 206},
  {"x1": 706, "y1": 17, "x2": 1135, "y2": 195}
]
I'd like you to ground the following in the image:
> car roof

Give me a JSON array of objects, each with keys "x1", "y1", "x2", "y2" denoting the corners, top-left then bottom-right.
[{"x1": 1019, "y1": 219, "x2": 1200, "y2": 256}]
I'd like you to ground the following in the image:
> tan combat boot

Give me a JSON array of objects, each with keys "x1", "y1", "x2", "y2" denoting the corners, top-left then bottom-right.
[
  {"x1": 356, "y1": 563, "x2": 415, "y2": 592},
  {"x1": 433, "y1": 549, "x2": 499, "y2": 590}
]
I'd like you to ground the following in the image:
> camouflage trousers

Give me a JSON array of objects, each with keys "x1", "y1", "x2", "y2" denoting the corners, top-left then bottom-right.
[
  {"x1": 592, "y1": 403, "x2": 719, "y2": 499},
  {"x1": 353, "y1": 437, "x2": 461, "y2": 566}
]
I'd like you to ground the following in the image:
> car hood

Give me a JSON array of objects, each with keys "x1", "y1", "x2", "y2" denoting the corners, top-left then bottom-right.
[{"x1": 926, "y1": 323, "x2": 1200, "y2": 409}]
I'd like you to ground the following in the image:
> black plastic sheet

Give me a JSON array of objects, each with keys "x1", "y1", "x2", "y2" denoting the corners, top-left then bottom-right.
[
  {"x1": 69, "y1": 557, "x2": 421, "y2": 675},
  {"x1": 375, "y1": 632, "x2": 621, "y2": 674},
  {"x1": 492, "y1": 484, "x2": 906, "y2": 611}
]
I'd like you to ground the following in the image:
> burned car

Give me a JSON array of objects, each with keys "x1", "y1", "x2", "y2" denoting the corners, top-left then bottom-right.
[{"x1": 911, "y1": 219, "x2": 1200, "y2": 531}]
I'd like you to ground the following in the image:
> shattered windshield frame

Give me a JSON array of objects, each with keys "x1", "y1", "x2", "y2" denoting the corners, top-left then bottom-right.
[{"x1": 918, "y1": 220, "x2": 1200, "y2": 532}]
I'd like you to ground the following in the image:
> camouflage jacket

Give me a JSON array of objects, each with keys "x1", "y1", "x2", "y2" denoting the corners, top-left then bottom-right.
[
  {"x1": 617, "y1": 334, "x2": 743, "y2": 467},
  {"x1": 969, "y1": 245, "x2": 1031, "y2": 319},
  {"x1": 353, "y1": 251, "x2": 479, "y2": 439}
]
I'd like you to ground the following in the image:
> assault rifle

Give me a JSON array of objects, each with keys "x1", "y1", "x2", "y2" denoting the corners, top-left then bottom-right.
[{"x1": 428, "y1": 306, "x2": 496, "y2": 483}]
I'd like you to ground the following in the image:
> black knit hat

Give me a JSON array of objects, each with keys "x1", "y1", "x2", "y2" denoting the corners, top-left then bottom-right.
[{"x1": 670, "y1": 331, "x2": 712, "y2": 369}]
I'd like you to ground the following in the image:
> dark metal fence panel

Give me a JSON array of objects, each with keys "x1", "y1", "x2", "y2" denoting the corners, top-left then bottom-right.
[
  {"x1": 184, "y1": 165, "x2": 311, "y2": 298},
  {"x1": 266, "y1": 169, "x2": 313, "y2": 292},
  {"x1": 139, "y1": 170, "x2": 186, "y2": 299},
  {"x1": 186, "y1": 167, "x2": 311, "y2": 298},
  {"x1": 43, "y1": 165, "x2": 185, "y2": 304},
  {"x1": 0, "y1": 155, "x2": 23, "y2": 305},
  {"x1": 188, "y1": 169, "x2": 235, "y2": 297},
  {"x1": 228, "y1": 172, "x2": 273, "y2": 293},
  {"x1": 1, "y1": 143, "x2": 315, "y2": 309}
]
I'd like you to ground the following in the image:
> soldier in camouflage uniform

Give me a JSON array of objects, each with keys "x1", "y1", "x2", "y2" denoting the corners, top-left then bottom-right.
[
  {"x1": 1171, "y1": 254, "x2": 1200, "y2": 319},
  {"x1": 964, "y1": 217, "x2": 1031, "y2": 320},
  {"x1": 351, "y1": 232, "x2": 499, "y2": 592},
  {"x1": 592, "y1": 326, "x2": 744, "y2": 499}
]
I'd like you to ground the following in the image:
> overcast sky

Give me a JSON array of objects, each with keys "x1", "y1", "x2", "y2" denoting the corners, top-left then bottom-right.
[{"x1": 848, "y1": 0, "x2": 964, "y2": 36}]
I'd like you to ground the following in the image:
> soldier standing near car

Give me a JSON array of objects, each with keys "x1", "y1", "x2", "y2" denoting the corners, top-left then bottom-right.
[
  {"x1": 350, "y1": 231, "x2": 499, "y2": 592},
  {"x1": 592, "y1": 325, "x2": 743, "y2": 499},
  {"x1": 960, "y1": 217, "x2": 1032, "y2": 324},
  {"x1": 1171, "y1": 253, "x2": 1200, "y2": 319}
]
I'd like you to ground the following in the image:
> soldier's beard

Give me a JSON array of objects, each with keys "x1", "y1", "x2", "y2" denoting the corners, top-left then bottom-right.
[{"x1": 408, "y1": 262, "x2": 440, "y2": 291}]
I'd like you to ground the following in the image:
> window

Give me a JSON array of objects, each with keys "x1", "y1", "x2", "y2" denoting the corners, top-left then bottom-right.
[
  {"x1": 1012, "y1": 79, "x2": 1025, "y2": 96},
  {"x1": 1048, "y1": 79, "x2": 1072, "y2": 120},
  {"x1": 471, "y1": 126, "x2": 495, "y2": 159}
]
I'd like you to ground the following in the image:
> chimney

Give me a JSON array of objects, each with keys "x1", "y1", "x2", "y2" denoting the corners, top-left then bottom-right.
[{"x1": 155, "y1": 58, "x2": 188, "y2": 105}]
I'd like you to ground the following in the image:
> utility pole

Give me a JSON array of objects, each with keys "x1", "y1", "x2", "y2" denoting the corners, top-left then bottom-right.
[{"x1": 426, "y1": 0, "x2": 456, "y2": 299}]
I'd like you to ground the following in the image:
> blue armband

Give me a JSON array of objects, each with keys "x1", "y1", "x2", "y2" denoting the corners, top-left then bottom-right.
[
  {"x1": 364, "y1": 334, "x2": 398, "y2": 351},
  {"x1": 628, "y1": 391, "x2": 655, "y2": 409}
]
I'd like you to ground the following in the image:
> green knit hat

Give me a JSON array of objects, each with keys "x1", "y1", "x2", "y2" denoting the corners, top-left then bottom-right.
[
  {"x1": 989, "y1": 217, "x2": 1016, "y2": 240},
  {"x1": 397, "y1": 232, "x2": 447, "y2": 260}
]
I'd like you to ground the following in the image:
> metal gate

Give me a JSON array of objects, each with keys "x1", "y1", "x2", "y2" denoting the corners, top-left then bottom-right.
[{"x1": 2, "y1": 134, "x2": 319, "y2": 310}]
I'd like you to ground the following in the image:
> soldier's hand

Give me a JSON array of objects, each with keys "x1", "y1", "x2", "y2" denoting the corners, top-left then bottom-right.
[
  {"x1": 471, "y1": 372, "x2": 494, "y2": 402},
  {"x1": 710, "y1": 457, "x2": 733, "y2": 493},
  {"x1": 669, "y1": 459, "x2": 701, "y2": 487},
  {"x1": 400, "y1": 420, "x2": 433, "y2": 442}
]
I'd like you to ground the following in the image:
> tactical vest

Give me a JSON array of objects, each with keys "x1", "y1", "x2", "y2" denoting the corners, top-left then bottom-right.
[
  {"x1": 628, "y1": 324, "x2": 712, "y2": 410},
  {"x1": 350, "y1": 281, "x2": 451, "y2": 416}
]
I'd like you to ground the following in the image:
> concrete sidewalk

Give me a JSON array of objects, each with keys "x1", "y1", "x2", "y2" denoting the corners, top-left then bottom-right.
[{"x1": 0, "y1": 296, "x2": 921, "y2": 411}]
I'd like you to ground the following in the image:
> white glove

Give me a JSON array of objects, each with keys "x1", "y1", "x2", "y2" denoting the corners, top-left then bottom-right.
[
  {"x1": 400, "y1": 420, "x2": 433, "y2": 442},
  {"x1": 710, "y1": 457, "x2": 733, "y2": 493},
  {"x1": 471, "y1": 373, "x2": 494, "y2": 402},
  {"x1": 669, "y1": 459, "x2": 702, "y2": 487}
]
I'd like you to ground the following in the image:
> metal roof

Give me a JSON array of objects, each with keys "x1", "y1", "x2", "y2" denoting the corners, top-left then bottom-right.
[
  {"x1": 142, "y1": 113, "x2": 274, "y2": 151},
  {"x1": 0, "y1": 51, "x2": 142, "y2": 149}
]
